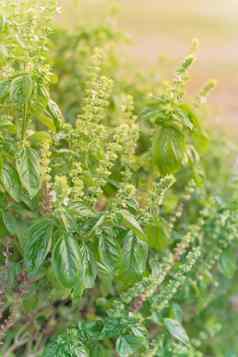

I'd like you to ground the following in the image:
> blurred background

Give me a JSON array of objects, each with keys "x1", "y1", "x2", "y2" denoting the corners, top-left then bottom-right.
[{"x1": 58, "y1": 0, "x2": 238, "y2": 135}]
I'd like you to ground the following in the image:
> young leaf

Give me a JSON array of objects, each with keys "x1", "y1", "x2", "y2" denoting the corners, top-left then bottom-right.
[
  {"x1": 2, "y1": 210, "x2": 19, "y2": 236},
  {"x1": 164, "y1": 318, "x2": 190, "y2": 346},
  {"x1": 121, "y1": 234, "x2": 148, "y2": 276},
  {"x1": 1, "y1": 163, "x2": 21, "y2": 202},
  {"x1": 45, "y1": 99, "x2": 64, "y2": 131},
  {"x1": 16, "y1": 147, "x2": 41, "y2": 198},
  {"x1": 29, "y1": 131, "x2": 51, "y2": 147},
  {"x1": 116, "y1": 335, "x2": 145, "y2": 357},
  {"x1": 145, "y1": 218, "x2": 170, "y2": 252},
  {"x1": 152, "y1": 127, "x2": 186, "y2": 175},
  {"x1": 24, "y1": 218, "x2": 54, "y2": 275},
  {"x1": 98, "y1": 234, "x2": 120, "y2": 270},
  {"x1": 52, "y1": 234, "x2": 81, "y2": 288},
  {"x1": 10, "y1": 74, "x2": 33, "y2": 105},
  {"x1": 79, "y1": 242, "x2": 97, "y2": 289},
  {"x1": 121, "y1": 210, "x2": 145, "y2": 240}
]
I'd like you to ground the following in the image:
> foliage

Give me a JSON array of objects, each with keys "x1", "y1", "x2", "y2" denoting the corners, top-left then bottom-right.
[{"x1": 0, "y1": 1, "x2": 238, "y2": 356}]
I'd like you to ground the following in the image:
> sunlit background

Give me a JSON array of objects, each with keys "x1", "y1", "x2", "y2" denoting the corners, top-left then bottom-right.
[{"x1": 58, "y1": 0, "x2": 238, "y2": 134}]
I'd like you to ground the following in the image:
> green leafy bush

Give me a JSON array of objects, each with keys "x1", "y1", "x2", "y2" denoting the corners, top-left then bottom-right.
[{"x1": 0, "y1": 1, "x2": 238, "y2": 356}]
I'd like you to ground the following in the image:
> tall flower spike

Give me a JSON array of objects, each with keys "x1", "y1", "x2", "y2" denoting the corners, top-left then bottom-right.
[{"x1": 76, "y1": 48, "x2": 113, "y2": 126}]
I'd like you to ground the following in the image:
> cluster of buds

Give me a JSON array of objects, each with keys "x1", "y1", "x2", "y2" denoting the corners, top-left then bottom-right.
[
  {"x1": 41, "y1": 142, "x2": 53, "y2": 215},
  {"x1": 152, "y1": 246, "x2": 201, "y2": 314},
  {"x1": 169, "y1": 179, "x2": 196, "y2": 230}
]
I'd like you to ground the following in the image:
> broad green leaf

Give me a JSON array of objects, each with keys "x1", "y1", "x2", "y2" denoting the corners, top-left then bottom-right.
[
  {"x1": 122, "y1": 234, "x2": 148, "y2": 276},
  {"x1": 1, "y1": 163, "x2": 21, "y2": 202},
  {"x1": 121, "y1": 210, "x2": 145, "y2": 240},
  {"x1": 52, "y1": 235, "x2": 81, "y2": 288},
  {"x1": 152, "y1": 127, "x2": 186, "y2": 175},
  {"x1": 35, "y1": 83, "x2": 50, "y2": 112},
  {"x1": 2, "y1": 210, "x2": 20, "y2": 236},
  {"x1": 97, "y1": 261, "x2": 114, "y2": 293},
  {"x1": 179, "y1": 103, "x2": 200, "y2": 129},
  {"x1": 164, "y1": 318, "x2": 190, "y2": 346},
  {"x1": 16, "y1": 147, "x2": 41, "y2": 198},
  {"x1": 116, "y1": 335, "x2": 145, "y2": 357},
  {"x1": 59, "y1": 208, "x2": 77, "y2": 233},
  {"x1": 45, "y1": 99, "x2": 64, "y2": 131},
  {"x1": 98, "y1": 234, "x2": 120, "y2": 270},
  {"x1": 79, "y1": 242, "x2": 97, "y2": 289},
  {"x1": 29, "y1": 131, "x2": 51, "y2": 146},
  {"x1": 10, "y1": 74, "x2": 33, "y2": 105},
  {"x1": 177, "y1": 107, "x2": 193, "y2": 130},
  {"x1": 71, "y1": 278, "x2": 85, "y2": 299},
  {"x1": 145, "y1": 218, "x2": 170, "y2": 252},
  {"x1": 88, "y1": 215, "x2": 105, "y2": 237},
  {"x1": 36, "y1": 113, "x2": 56, "y2": 131},
  {"x1": 2, "y1": 210, "x2": 29, "y2": 250},
  {"x1": 25, "y1": 218, "x2": 54, "y2": 275}
]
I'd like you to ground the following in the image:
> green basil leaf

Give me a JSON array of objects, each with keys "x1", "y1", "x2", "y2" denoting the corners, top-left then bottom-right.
[
  {"x1": 145, "y1": 218, "x2": 170, "y2": 252},
  {"x1": 2, "y1": 210, "x2": 29, "y2": 250},
  {"x1": 25, "y1": 218, "x2": 54, "y2": 275},
  {"x1": 29, "y1": 131, "x2": 51, "y2": 147},
  {"x1": 79, "y1": 242, "x2": 97, "y2": 289},
  {"x1": 152, "y1": 127, "x2": 186, "y2": 175},
  {"x1": 52, "y1": 235, "x2": 81, "y2": 288},
  {"x1": 16, "y1": 147, "x2": 41, "y2": 198},
  {"x1": 164, "y1": 318, "x2": 190, "y2": 346},
  {"x1": 116, "y1": 335, "x2": 145, "y2": 357},
  {"x1": 122, "y1": 234, "x2": 148, "y2": 276},
  {"x1": 10, "y1": 74, "x2": 33, "y2": 105},
  {"x1": 1, "y1": 163, "x2": 21, "y2": 202},
  {"x1": 98, "y1": 234, "x2": 120, "y2": 271},
  {"x1": 121, "y1": 210, "x2": 145, "y2": 240},
  {"x1": 45, "y1": 99, "x2": 64, "y2": 131}
]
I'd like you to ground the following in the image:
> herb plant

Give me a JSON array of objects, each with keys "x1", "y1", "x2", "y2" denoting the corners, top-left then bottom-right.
[{"x1": 0, "y1": 1, "x2": 237, "y2": 356}]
